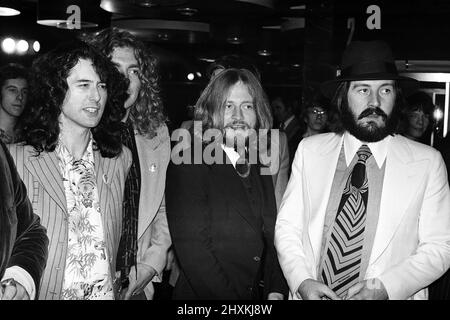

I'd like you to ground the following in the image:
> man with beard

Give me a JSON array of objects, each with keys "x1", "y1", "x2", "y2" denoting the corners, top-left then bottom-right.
[
  {"x1": 275, "y1": 41, "x2": 450, "y2": 300},
  {"x1": 166, "y1": 68, "x2": 287, "y2": 299}
]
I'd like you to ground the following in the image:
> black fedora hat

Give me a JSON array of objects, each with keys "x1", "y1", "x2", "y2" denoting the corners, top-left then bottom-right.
[{"x1": 321, "y1": 40, "x2": 419, "y2": 99}]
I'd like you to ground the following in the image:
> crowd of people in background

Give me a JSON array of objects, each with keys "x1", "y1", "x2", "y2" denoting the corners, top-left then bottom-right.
[{"x1": 1, "y1": 30, "x2": 450, "y2": 300}]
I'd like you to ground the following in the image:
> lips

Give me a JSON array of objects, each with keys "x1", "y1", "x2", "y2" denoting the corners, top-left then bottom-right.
[{"x1": 83, "y1": 107, "x2": 99, "y2": 114}]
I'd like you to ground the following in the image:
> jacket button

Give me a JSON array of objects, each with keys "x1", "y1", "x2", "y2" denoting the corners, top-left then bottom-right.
[{"x1": 253, "y1": 256, "x2": 261, "y2": 262}]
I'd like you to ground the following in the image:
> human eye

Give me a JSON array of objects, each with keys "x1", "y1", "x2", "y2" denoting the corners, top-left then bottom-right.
[
  {"x1": 225, "y1": 103, "x2": 233, "y2": 109},
  {"x1": 129, "y1": 68, "x2": 140, "y2": 77},
  {"x1": 243, "y1": 103, "x2": 254, "y2": 110},
  {"x1": 77, "y1": 82, "x2": 90, "y2": 88},
  {"x1": 358, "y1": 87, "x2": 369, "y2": 95},
  {"x1": 380, "y1": 87, "x2": 393, "y2": 95},
  {"x1": 98, "y1": 83, "x2": 107, "y2": 90}
]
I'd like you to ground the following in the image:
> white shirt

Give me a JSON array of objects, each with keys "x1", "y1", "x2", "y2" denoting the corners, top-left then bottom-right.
[{"x1": 343, "y1": 131, "x2": 391, "y2": 168}]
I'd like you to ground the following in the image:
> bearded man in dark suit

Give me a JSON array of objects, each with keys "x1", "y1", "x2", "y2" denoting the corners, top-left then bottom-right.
[{"x1": 166, "y1": 68, "x2": 287, "y2": 300}]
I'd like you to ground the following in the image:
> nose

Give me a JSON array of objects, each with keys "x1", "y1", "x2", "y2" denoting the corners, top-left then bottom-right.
[
  {"x1": 16, "y1": 92, "x2": 24, "y2": 102},
  {"x1": 90, "y1": 86, "x2": 101, "y2": 102},
  {"x1": 369, "y1": 92, "x2": 381, "y2": 108},
  {"x1": 232, "y1": 105, "x2": 243, "y2": 120}
]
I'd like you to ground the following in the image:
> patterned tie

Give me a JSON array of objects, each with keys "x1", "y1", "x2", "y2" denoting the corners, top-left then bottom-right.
[{"x1": 320, "y1": 144, "x2": 372, "y2": 297}]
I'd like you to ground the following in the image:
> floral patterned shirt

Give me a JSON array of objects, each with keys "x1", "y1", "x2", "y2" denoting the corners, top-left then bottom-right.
[
  {"x1": 0, "y1": 128, "x2": 14, "y2": 144},
  {"x1": 56, "y1": 138, "x2": 114, "y2": 300}
]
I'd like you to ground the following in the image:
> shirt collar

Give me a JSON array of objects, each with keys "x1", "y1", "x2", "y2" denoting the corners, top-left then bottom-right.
[
  {"x1": 343, "y1": 131, "x2": 391, "y2": 168},
  {"x1": 221, "y1": 144, "x2": 240, "y2": 168},
  {"x1": 56, "y1": 134, "x2": 94, "y2": 165}
]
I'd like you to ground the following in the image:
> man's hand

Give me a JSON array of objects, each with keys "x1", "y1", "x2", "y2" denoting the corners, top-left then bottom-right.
[
  {"x1": 345, "y1": 278, "x2": 388, "y2": 300},
  {"x1": 120, "y1": 263, "x2": 157, "y2": 300},
  {"x1": 297, "y1": 279, "x2": 341, "y2": 300},
  {"x1": 0, "y1": 279, "x2": 30, "y2": 300}
]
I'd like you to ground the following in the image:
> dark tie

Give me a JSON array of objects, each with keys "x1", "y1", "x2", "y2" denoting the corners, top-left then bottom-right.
[
  {"x1": 320, "y1": 144, "x2": 372, "y2": 297},
  {"x1": 235, "y1": 148, "x2": 250, "y2": 178}
]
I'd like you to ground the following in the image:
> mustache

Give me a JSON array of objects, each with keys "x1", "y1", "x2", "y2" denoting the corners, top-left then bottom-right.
[
  {"x1": 224, "y1": 121, "x2": 251, "y2": 130},
  {"x1": 358, "y1": 107, "x2": 387, "y2": 120}
]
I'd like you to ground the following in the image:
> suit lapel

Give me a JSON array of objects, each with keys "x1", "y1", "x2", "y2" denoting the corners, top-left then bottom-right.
[
  {"x1": 94, "y1": 151, "x2": 116, "y2": 262},
  {"x1": 306, "y1": 134, "x2": 344, "y2": 265},
  {"x1": 25, "y1": 150, "x2": 67, "y2": 214},
  {"x1": 369, "y1": 136, "x2": 428, "y2": 265},
  {"x1": 212, "y1": 154, "x2": 261, "y2": 234}
]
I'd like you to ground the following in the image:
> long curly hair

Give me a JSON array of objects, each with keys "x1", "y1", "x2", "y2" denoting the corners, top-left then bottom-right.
[
  {"x1": 20, "y1": 40, "x2": 128, "y2": 158},
  {"x1": 81, "y1": 28, "x2": 166, "y2": 139}
]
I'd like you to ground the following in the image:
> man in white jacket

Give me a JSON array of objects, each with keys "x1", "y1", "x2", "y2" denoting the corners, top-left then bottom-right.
[{"x1": 275, "y1": 40, "x2": 450, "y2": 300}]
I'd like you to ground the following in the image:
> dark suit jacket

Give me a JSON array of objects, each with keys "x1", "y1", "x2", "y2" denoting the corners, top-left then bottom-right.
[
  {"x1": 0, "y1": 142, "x2": 48, "y2": 295},
  {"x1": 283, "y1": 117, "x2": 303, "y2": 168},
  {"x1": 166, "y1": 148, "x2": 287, "y2": 300}
]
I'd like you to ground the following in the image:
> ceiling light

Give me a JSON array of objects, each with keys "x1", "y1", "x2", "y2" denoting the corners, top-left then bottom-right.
[
  {"x1": 257, "y1": 49, "x2": 272, "y2": 56},
  {"x1": 0, "y1": 0, "x2": 21, "y2": 16},
  {"x1": 33, "y1": 41, "x2": 41, "y2": 52},
  {"x1": 135, "y1": 0, "x2": 159, "y2": 7},
  {"x1": 1, "y1": 38, "x2": 15, "y2": 54},
  {"x1": 16, "y1": 40, "x2": 29, "y2": 53},
  {"x1": 176, "y1": 7, "x2": 198, "y2": 16},
  {"x1": 227, "y1": 36, "x2": 243, "y2": 45},
  {"x1": 187, "y1": 73, "x2": 195, "y2": 81},
  {"x1": 37, "y1": 0, "x2": 107, "y2": 29}
]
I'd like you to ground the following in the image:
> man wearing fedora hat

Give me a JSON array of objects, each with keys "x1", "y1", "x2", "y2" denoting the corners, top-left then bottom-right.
[{"x1": 275, "y1": 40, "x2": 450, "y2": 300}]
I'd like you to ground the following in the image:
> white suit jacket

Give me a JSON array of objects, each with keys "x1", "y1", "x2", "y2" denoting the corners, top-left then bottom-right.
[
  {"x1": 275, "y1": 132, "x2": 450, "y2": 300},
  {"x1": 134, "y1": 124, "x2": 171, "y2": 299}
]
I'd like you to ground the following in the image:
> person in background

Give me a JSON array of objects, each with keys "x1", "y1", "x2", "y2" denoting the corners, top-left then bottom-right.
[
  {"x1": 0, "y1": 141, "x2": 48, "y2": 300},
  {"x1": 401, "y1": 91, "x2": 434, "y2": 145},
  {"x1": 271, "y1": 95, "x2": 302, "y2": 169},
  {"x1": 275, "y1": 40, "x2": 450, "y2": 300},
  {"x1": 0, "y1": 63, "x2": 28, "y2": 144},
  {"x1": 300, "y1": 94, "x2": 331, "y2": 139},
  {"x1": 166, "y1": 68, "x2": 288, "y2": 300},
  {"x1": 83, "y1": 28, "x2": 171, "y2": 300},
  {"x1": 8, "y1": 40, "x2": 131, "y2": 300}
]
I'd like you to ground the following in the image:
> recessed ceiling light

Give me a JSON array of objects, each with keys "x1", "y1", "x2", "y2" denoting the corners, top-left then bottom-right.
[
  {"x1": 16, "y1": 40, "x2": 29, "y2": 53},
  {"x1": 1, "y1": 38, "x2": 15, "y2": 54},
  {"x1": 176, "y1": 7, "x2": 198, "y2": 16},
  {"x1": 135, "y1": 0, "x2": 159, "y2": 7},
  {"x1": 227, "y1": 36, "x2": 243, "y2": 45},
  {"x1": 33, "y1": 41, "x2": 40, "y2": 52},
  {"x1": 257, "y1": 49, "x2": 272, "y2": 56}
]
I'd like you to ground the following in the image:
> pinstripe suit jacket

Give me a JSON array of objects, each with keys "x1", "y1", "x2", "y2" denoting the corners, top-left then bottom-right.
[{"x1": 7, "y1": 143, "x2": 132, "y2": 300}]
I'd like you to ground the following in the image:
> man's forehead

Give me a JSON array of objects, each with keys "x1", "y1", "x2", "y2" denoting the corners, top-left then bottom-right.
[
  {"x1": 111, "y1": 46, "x2": 138, "y2": 66},
  {"x1": 67, "y1": 58, "x2": 99, "y2": 79},
  {"x1": 349, "y1": 79, "x2": 395, "y2": 87},
  {"x1": 2, "y1": 78, "x2": 28, "y2": 88}
]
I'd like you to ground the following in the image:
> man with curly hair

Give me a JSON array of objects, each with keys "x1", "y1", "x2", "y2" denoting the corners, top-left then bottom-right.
[
  {"x1": 7, "y1": 40, "x2": 132, "y2": 300},
  {"x1": 83, "y1": 28, "x2": 171, "y2": 300}
]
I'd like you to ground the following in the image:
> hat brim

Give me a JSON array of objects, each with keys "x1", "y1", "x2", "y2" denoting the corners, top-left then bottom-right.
[{"x1": 320, "y1": 73, "x2": 420, "y2": 99}]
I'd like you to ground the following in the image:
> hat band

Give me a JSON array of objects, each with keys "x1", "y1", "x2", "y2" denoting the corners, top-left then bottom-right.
[{"x1": 341, "y1": 61, "x2": 398, "y2": 78}]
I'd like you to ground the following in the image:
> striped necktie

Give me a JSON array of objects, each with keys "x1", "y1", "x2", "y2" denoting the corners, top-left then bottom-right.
[{"x1": 320, "y1": 144, "x2": 372, "y2": 297}]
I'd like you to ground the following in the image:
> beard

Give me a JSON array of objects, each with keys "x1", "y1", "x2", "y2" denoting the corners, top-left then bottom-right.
[{"x1": 341, "y1": 102, "x2": 399, "y2": 142}]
